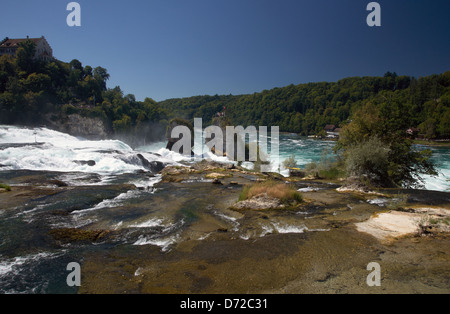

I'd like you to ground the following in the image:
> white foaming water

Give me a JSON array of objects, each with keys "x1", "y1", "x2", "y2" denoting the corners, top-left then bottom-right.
[
  {"x1": 0, "y1": 125, "x2": 184, "y2": 175},
  {"x1": 133, "y1": 234, "x2": 180, "y2": 252},
  {"x1": 72, "y1": 190, "x2": 144, "y2": 214},
  {"x1": 129, "y1": 218, "x2": 165, "y2": 228},
  {"x1": 423, "y1": 170, "x2": 450, "y2": 192},
  {"x1": 272, "y1": 222, "x2": 307, "y2": 234},
  {"x1": 0, "y1": 252, "x2": 60, "y2": 277},
  {"x1": 1, "y1": 125, "x2": 448, "y2": 191}
]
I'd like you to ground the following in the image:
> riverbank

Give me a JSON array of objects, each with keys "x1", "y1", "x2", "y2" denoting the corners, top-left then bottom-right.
[
  {"x1": 79, "y1": 164, "x2": 450, "y2": 293},
  {"x1": 1, "y1": 162, "x2": 448, "y2": 294},
  {"x1": 413, "y1": 139, "x2": 450, "y2": 147}
]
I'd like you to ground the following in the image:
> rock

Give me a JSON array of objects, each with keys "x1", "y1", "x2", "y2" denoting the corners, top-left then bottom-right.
[
  {"x1": 160, "y1": 166, "x2": 194, "y2": 176},
  {"x1": 232, "y1": 193, "x2": 285, "y2": 210},
  {"x1": 45, "y1": 113, "x2": 108, "y2": 139},
  {"x1": 138, "y1": 186, "x2": 154, "y2": 192},
  {"x1": 212, "y1": 178, "x2": 223, "y2": 185},
  {"x1": 355, "y1": 207, "x2": 450, "y2": 241},
  {"x1": 48, "y1": 228, "x2": 111, "y2": 244},
  {"x1": 289, "y1": 169, "x2": 306, "y2": 178},
  {"x1": 48, "y1": 179, "x2": 69, "y2": 187},
  {"x1": 136, "y1": 154, "x2": 165, "y2": 173},
  {"x1": 355, "y1": 211, "x2": 419, "y2": 241},
  {"x1": 205, "y1": 172, "x2": 231, "y2": 180},
  {"x1": 73, "y1": 160, "x2": 96, "y2": 167}
]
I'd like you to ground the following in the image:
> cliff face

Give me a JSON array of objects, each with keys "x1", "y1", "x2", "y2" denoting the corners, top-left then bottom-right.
[{"x1": 45, "y1": 113, "x2": 109, "y2": 139}]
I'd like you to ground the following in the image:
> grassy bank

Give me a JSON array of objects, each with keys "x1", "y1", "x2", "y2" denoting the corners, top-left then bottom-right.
[
  {"x1": 0, "y1": 183, "x2": 11, "y2": 191},
  {"x1": 239, "y1": 180, "x2": 303, "y2": 204}
]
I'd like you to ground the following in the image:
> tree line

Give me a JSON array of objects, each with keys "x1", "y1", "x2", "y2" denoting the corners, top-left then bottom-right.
[{"x1": 160, "y1": 71, "x2": 450, "y2": 139}]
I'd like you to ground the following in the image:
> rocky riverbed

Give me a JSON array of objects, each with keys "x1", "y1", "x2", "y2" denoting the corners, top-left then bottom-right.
[{"x1": 0, "y1": 162, "x2": 449, "y2": 294}]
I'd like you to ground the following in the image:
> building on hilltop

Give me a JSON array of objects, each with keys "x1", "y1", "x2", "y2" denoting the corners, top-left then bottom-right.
[{"x1": 0, "y1": 36, "x2": 53, "y2": 61}]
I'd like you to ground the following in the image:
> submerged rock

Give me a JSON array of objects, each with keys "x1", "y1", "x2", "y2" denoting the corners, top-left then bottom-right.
[
  {"x1": 212, "y1": 178, "x2": 223, "y2": 185},
  {"x1": 73, "y1": 160, "x2": 96, "y2": 167},
  {"x1": 48, "y1": 228, "x2": 111, "y2": 244},
  {"x1": 48, "y1": 179, "x2": 69, "y2": 187}
]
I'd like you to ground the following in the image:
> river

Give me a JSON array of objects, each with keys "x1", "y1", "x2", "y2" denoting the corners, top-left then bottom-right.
[{"x1": 0, "y1": 125, "x2": 448, "y2": 293}]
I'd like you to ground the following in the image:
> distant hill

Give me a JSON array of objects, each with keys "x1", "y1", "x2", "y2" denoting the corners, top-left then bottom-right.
[{"x1": 159, "y1": 71, "x2": 450, "y2": 138}]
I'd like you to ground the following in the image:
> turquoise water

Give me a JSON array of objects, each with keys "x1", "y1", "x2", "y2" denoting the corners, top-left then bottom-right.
[
  {"x1": 277, "y1": 135, "x2": 337, "y2": 167},
  {"x1": 148, "y1": 133, "x2": 449, "y2": 191},
  {"x1": 275, "y1": 134, "x2": 449, "y2": 192}
]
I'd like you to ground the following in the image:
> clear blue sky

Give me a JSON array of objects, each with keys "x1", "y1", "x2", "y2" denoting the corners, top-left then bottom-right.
[{"x1": 1, "y1": 0, "x2": 449, "y2": 101}]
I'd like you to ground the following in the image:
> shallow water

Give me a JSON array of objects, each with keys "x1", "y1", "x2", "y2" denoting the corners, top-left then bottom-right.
[{"x1": 0, "y1": 125, "x2": 449, "y2": 293}]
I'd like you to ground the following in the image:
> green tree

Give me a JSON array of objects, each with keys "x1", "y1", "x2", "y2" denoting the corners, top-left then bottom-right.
[
  {"x1": 93, "y1": 66, "x2": 110, "y2": 91},
  {"x1": 437, "y1": 108, "x2": 450, "y2": 138},
  {"x1": 419, "y1": 118, "x2": 437, "y2": 139},
  {"x1": 21, "y1": 73, "x2": 51, "y2": 93},
  {"x1": 113, "y1": 114, "x2": 132, "y2": 132},
  {"x1": 337, "y1": 103, "x2": 437, "y2": 188}
]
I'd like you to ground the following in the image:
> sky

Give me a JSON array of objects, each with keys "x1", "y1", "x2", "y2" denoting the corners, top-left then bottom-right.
[{"x1": 1, "y1": 0, "x2": 449, "y2": 101}]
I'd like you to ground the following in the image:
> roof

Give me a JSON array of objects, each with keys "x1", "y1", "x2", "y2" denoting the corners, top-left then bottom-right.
[{"x1": 0, "y1": 37, "x2": 45, "y2": 48}]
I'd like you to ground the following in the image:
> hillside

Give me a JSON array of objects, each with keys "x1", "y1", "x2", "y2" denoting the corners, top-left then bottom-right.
[{"x1": 159, "y1": 71, "x2": 450, "y2": 138}]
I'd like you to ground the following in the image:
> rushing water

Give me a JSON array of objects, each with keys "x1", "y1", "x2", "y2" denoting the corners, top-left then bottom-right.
[
  {"x1": 0, "y1": 125, "x2": 448, "y2": 293},
  {"x1": 275, "y1": 134, "x2": 450, "y2": 192}
]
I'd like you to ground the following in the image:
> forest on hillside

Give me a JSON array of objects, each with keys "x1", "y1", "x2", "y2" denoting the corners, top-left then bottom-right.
[
  {"x1": 0, "y1": 39, "x2": 167, "y2": 139},
  {"x1": 1, "y1": 39, "x2": 449, "y2": 140},
  {"x1": 160, "y1": 72, "x2": 450, "y2": 139}
]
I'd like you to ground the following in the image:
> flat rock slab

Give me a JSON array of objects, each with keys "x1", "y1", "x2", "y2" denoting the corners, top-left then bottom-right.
[
  {"x1": 356, "y1": 211, "x2": 419, "y2": 241},
  {"x1": 355, "y1": 207, "x2": 450, "y2": 241}
]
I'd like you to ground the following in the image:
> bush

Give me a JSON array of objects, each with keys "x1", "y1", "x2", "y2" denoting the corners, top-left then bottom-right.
[
  {"x1": 303, "y1": 148, "x2": 344, "y2": 180},
  {"x1": 0, "y1": 183, "x2": 11, "y2": 191},
  {"x1": 283, "y1": 155, "x2": 297, "y2": 169},
  {"x1": 319, "y1": 167, "x2": 345, "y2": 180},
  {"x1": 344, "y1": 136, "x2": 391, "y2": 186}
]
